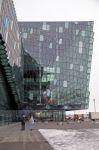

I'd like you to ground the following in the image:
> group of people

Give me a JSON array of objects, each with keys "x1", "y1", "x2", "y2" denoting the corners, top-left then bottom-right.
[{"x1": 21, "y1": 114, "x2": 34, "y2": 131}]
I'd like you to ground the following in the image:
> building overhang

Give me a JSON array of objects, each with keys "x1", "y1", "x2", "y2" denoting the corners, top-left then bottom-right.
[{"x1": 0, "y1": 34, "x2": 20, "y2": 108}]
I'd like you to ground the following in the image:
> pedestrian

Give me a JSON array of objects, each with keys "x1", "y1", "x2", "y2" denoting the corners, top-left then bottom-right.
[
  {"x1": 21, "y1": 115, "x2": 25, "y2": 130},
  {"x1": 29, "y1": 114, "x2": 34, "y2": 131}
]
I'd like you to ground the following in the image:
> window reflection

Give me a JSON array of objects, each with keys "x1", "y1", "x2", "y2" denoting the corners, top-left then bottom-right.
[
  {"x1": 40, "y1": 35, "x2": 44, "y2": 41},
  {"x1": 59, "y1": 27, "x2": 63, "y2": 33},
  {"x1": 65, "y1": 22, "x2": 69, "y2": 28},
  {"x1": 19, "y1": 21, "x2": 94, "y2": 109},
  {"x1": 59, "y1": 39, "x2": 62, "y2": 44},
  {"x1": 23, "y1": 32, "x2": 27, "y2": 39}
]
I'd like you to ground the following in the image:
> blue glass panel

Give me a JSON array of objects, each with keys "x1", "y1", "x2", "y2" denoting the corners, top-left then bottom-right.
[{"x1": 4, "y1": 17, "x2": 9, "y2": 29}]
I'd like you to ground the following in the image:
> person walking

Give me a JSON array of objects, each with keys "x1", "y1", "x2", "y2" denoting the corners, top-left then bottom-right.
[
  {"x1": 21, "y1": 115, "x2": 25, "y2": 130},
  {"x1": 29, "y1": 114, "x2": 34, "y2": 131}
]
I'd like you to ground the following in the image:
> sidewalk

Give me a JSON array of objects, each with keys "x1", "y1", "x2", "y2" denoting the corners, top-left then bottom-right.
[
  {"x1": 0, "y1": 121, "x2": 99, "y2": 150},
  {"x1": 0, "y1": 123, "x2": 53, "y2": 150}
]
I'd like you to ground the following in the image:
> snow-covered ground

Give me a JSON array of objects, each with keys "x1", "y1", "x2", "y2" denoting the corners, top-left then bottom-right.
[{"x1": 39, "y1": 129, "x2": 99, "y2": 150}]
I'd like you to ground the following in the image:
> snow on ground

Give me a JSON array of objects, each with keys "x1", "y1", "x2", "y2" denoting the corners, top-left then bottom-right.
[{"x1": 39, "y1": 129, "x2": 99, "y2": 150}]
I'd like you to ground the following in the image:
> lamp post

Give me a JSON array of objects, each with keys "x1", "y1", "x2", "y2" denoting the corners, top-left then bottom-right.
[
  {"x1": 56, "y1": 27, "x2": 60, "y2": 105},
  {"x1": 39, "y1": 32, "x2": 43, "y2": 104},
  {"x1": 93, "y1": 99, "x2": 96, "y2": 112},
  {"x1": 39, "y1": 42, "x2": 42, "y2": 104}
]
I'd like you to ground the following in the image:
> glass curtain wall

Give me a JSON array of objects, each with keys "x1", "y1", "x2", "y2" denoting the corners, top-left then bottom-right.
[{"x1": 19, "y1": 21, "x2": 94, "y2": 110}]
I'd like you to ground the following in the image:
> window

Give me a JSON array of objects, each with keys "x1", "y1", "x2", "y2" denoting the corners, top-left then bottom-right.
[
  {"x1": 59, "y1": 38, "x2": 62, "y2": 44},
  {"x1": 79, "y1": 41, "x2": 83, "y2": 54},
  {"x1": 81, "y1": 30, "x2": 85, "y2": 37},
  {"x1": 80, "y1": 65, "x2": 83, "y2": 71},
  {"x1": 11, "y1": 20, "x2": 13, "y2": 30},
  {"x1": 90, "y1": 32, "x2": 94, "y2": 37},
  {"x1": 46, "y1": 25, "x2": 50, "y2": 30},
  {"x1": 56, "y1": 67, "x2": 60, "y2": 73},
  {"x1": 25, "y1": 49, "x2": 28, "y2": 52},
  {"x1": 44, "y1": 67, "x2": 55, "y2": 73},
  {"x1": 89, "y1": 50, "x2": 92, "y2": 55},
  {"x1": 75, "y1": 22, "x2": 78, "y2": 24},
  {"x1": 17, "y1": 58, "x2": 19, "y2": 66},
  {"x1": 42, "y1": 25, "x2": 46, "y2": 30},
  {"x1": 43, "y1": 25, "x2": 46, "y2": 30},
  {"x1": 4, "y1": 16, "x2": 9, "y2": 30},
  {"x1": 23, "y1": 33, "x2": 27, "y2": 39},
  {"x1": 56, "y1": 55, "x2": 59, "y2": 61},
  {"x1": 87, "y1": 68, "x2": 91, "y2": 73},
  {"x1": 56, "y1": 28, "x2": 58, "y2": 32},
  {"x1": 76, "y1": 29, "x2": 79, "y2": 35},
  {"x1": 17, "y1": 58, "x2": 20, "y2": 66},
  {"x1": 18, "y1": 57, "x2": 21, "y2": 66},
  {"x1": 22, "y1": 28, "x2": 24, "y2": 32},
  {"x1": 42, "y1": 22, "x2": 46, "y2": 30},
  {"x1": 12, "y1": 61, "x2": 14, "y2": 66},
  {"x1": 47, "y1": 74, "x2": 54, "y2": 81},
  {"x1": 40, "y1": 35, "x2": 44, "y2": 41},
  {"x1": 87, "y1": 74, "x2": 90, "y2": 80},
  {"x1": 42, "y1": 22, "x2": 50, "y2": 31},
  {"x1": 88, "y1": 55, "x2": 92, "y2": 62},
  {"x1": 5, "y1": 31, "x2": 8, "y2": 43},
  {"x1": 63, "y1": 81, "x2": 67, "y2": 87},
  {"x1": 14, "y1": 41, "x2": 16, "y2": 50},
  {"x1": 59, "y1": 27, "x2": 63, "y2": 33},
  {"x1": 88, "y1": 22, "x2": 91, "y2": 25},
  {"x1": 79, "y1": 41, "x2": 83, "y2": 47},
  {"x1": 54, "y1": 79, "x2": 57, "y2": 85},
  {"x1": 44, "y1": 67, "x2": 47, "y2": 72},
  {"x1": 49, "y1": 67, "x2": 55, "y2": 73},
  {"x1": 89, "y1": 44, "x2": 93, "y2": 50},
  {"x1": 70, "y1": 64, "x2": 73, "y2": 69},
  {"x1": 79, "y1": 47, "x2": 82, "y2": 54},
  {"x1": 88, "y1": 62, "x2": 91, "y2": 67},
  {"x1": 30, "y1": 28, "x2": 33, "y2": 34},
  {"x1": 65, "y1": 22, "x2": 69, "y2": 28},
  {"x1": 42, "y1": 76, "x2": 47, "y2": 82},
  {"x1": 89, "y1": 38, "x2": 94, "y2": 44},
  {"x1": 49, "y1": 43, "x2": 52, "y2": 48},
  {"x1": 18, "y1": 43, "x2": 20, "y2": 49},
  {"x1": 7, "y1": 51, "x2": 10, "y2": 59},
  {"x1": 17, "y1": 31, "x2": 19, "y2": 40}
]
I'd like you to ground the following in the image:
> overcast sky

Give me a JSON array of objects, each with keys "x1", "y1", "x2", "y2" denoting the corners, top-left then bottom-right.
[{"x1": 13, "y1": 0, "x2": 99, "y2": 112}]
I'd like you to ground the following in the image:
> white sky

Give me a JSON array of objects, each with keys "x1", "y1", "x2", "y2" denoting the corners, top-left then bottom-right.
[{"x1": 13, "y1": 0, "x2": 99, "y2": 112}]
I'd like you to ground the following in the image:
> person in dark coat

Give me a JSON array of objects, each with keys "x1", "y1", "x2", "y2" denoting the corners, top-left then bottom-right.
[{"x1": 21, "y1": 115, "x2": 25, "y2": 130}]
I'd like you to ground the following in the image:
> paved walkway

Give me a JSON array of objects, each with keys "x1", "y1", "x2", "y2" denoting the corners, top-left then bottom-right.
[
  {"x1": 0, "y1": 121, "x2": 99, "y2": 150},
  {"x1": 0, "y1": 123, "x2": 53, "y2": 150}
]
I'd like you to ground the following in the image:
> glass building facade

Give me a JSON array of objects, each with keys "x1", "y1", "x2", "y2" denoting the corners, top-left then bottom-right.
[
  {"x1": 0, "y1": 0, "x2": 22, "y2": 110},
  {"x1": 0, "y1": 0, "x2": 21, "y2": 67},
  {"x1": 19, "y1": 22, "x2": 94, "y2": 110}
]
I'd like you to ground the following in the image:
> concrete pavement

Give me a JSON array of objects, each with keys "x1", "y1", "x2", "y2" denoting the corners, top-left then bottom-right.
[
  {"x1": 0, "y1": 121, "x2": 99, "y2": 150},
  {"x1": 0, "y1": 123, "x2": 53, "y2": 150}
]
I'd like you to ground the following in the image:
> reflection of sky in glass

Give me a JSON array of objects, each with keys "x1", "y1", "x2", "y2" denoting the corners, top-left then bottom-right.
[{"x1": 4, "y1": 17, "x2": 9, "y2": 29}]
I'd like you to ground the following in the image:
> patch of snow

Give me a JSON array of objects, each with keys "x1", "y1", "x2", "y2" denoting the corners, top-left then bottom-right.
[{"x1": 39, "y1": 129, "x2": 99, "y2": 150}]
